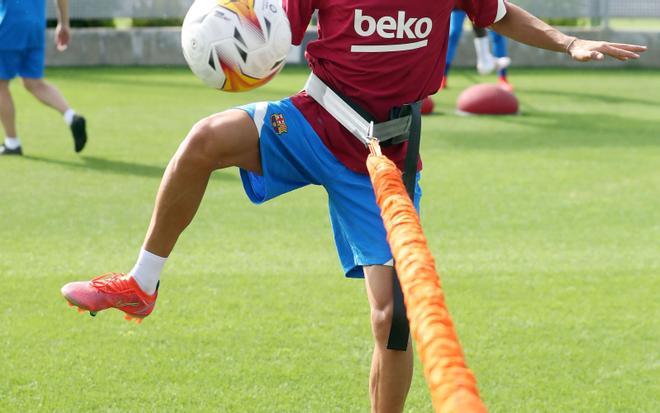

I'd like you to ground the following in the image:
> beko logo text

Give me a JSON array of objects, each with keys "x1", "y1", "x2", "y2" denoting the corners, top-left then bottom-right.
[{"x1": 352, "y1": 9, "x2": 432, "y2": 52}]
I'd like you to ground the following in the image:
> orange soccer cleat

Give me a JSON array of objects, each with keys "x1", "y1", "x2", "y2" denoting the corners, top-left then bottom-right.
[
  {"x1": 61, "y1": 273, "x2": 158, "y2": 323},
  {"x1": 498, "y1": 76, "x2": 514, "y2": 93}
]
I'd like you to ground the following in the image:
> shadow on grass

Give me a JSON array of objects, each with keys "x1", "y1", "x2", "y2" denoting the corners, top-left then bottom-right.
[
  {"x1": 23, "y1": 155, "x2": 237, "y2": 181},
  {"x1": 435, "y1": 110, "x2": 660, "y2": 151}
]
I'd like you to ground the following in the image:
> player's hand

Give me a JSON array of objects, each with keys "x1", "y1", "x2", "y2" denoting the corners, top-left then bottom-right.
[
  {"x1": 55, "y1": 22, "x2": 71, "y2": 51},
  {"x1": 568, "y1": 38, "x2": 647, "y2": 62}
]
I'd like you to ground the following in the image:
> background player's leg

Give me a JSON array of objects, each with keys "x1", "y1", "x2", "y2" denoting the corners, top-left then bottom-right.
[
  {"x1": 490, "y1": 31, "x2": 513, "y2": 91},
  {"x1": 0, "y1": 80, "x2": 17, "y2": 138},
  {"x1": 365, "y1": 265, "x2": 413, "y2": 413},
  {"x1": 473, "y1": 24, "x2": 497, "y2": 75},
  {"x1": 491, "y1": 31, "x2": 509, "y2": 55},
  {"x1": 143, "y1": 109, "x2": 261, "y2": 259},
  {"x1": 0, "y1": 80, "x2": 21, "y2": 154},
  {"x1": 443, "y1": 11, "x2": 467, "y2": 88},
  {"x1": 490, "y1": 32, "x2": 509, "y2": 69},
  {"x1": 22, "y1": 77, "x2": 69, "y2": 114},
  {"x1": 21, "y1": 77, "x2": 88, "y2": 152},
  {"x1": 19, "y1": 46, "x2": 87, "y2": 152}
]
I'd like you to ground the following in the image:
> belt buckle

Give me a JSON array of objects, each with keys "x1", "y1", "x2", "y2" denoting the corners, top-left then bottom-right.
[
  {"x1": 380, "y1": 103, "x2": 415, "y2": 147},
  {"x1": 390, "y1": 103, "x2": 413, "y2": 120}
]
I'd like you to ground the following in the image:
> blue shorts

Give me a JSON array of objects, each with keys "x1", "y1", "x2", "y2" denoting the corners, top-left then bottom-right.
[
  {"x1": 0, "y1": 48, "x2": 45, "y2": 80},
  {"x1": 238, "y1": 98, "x2": 422, "y2": 278}
]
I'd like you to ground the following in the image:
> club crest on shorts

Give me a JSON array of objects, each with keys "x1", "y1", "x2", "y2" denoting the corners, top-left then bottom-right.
[{"x1": 270, "y1": 113, "x2": 288, "y2": 135}]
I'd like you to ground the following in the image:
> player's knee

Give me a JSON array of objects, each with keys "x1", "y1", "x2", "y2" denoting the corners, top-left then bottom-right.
[
  {"x1": 180, "y1": 117, "x2": 221, "y2": 167},
  {"x1": 370, "y1": 304, "x2": 394, "y2": 346},
  {"x1": 22, "y1": 78, "x2": 44, "y2": 93},
  {"x1": 182, "y1": 113, "x2": 243, "y2": 169}
]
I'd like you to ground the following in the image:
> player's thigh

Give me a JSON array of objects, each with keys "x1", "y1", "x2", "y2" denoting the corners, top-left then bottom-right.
[{"x1": 189, "y1": 109, "x2": 261, "y2": 173}]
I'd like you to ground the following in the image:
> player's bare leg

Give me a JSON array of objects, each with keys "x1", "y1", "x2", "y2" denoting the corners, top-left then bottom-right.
[
  {"x1": 21, "y1": 77, "x2": 88, "y2": 152},
  {"x1": 365, "y1": 265, "x2": 413, "y2": 413},
  {"x1": 22, "y1": 78, "x2": 69, "y2": 113},
  {"x1": 61, "y1": 109, "x2": 260, "y2": 319},
  {"x1": 0, "y1": 80, "x2": 16, "y2": 137},
  {"x1": 143, "y1": 109, "x2": 261, "y2": 257},
  {"x1": 0, "y1": 80, "x2": 21, "y2": 155}
]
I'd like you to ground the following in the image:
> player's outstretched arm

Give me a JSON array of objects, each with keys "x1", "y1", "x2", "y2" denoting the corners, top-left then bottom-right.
[
  {"x1": 491, "y1": 3, "x2": 647, "y2": 62},
  {"x1": 55, "y1": 0, "x2": 71, "y2": 51}
]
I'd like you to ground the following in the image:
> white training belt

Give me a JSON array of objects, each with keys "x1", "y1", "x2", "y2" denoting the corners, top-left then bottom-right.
[{"x1": 304, "y1": 73, "x2": 411, "y2": 145}]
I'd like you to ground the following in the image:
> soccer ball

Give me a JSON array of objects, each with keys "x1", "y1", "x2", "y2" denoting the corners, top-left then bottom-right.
[{"x1": 181, "y1": 0, "x2": 291, "y2": 92}]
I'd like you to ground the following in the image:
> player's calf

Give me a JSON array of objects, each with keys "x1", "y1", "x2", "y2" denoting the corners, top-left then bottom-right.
[{"x1": 21, "y1": 78, "x2": 87, "y2": 153}]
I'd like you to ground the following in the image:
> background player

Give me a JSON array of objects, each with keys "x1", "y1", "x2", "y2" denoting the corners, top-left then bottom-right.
[
  {"x1": 0, "y1": 0, "x2": 87, "y2": 156},
  {"x1": 444, "y1": 8, "x2": 513, "y2": 91},
  {"x1": 61, "y1": 1, "x2": 645, "y2": 412}
]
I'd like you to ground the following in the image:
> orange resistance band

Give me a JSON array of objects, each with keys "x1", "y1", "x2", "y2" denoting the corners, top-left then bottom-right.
[{"x1": 367, "y1": 139, "x2": 487, "y2": 413}]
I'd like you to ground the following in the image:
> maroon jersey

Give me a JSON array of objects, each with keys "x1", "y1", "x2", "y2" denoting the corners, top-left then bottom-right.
[{"x1": 285, "y1": 0, "x2": 506, "y2": 174}]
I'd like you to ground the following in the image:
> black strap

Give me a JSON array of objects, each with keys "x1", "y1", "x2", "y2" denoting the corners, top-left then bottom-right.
[
  {"x1": 387, "y1": 101, "x2": 422, "y2": 352},
  {"x1": 402, "y1": 102, "x2": 422, "y2": 200}
]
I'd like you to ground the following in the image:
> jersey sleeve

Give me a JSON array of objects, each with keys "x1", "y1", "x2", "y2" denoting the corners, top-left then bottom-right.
[
  {"x1": 282, "y1": 0, "x2": 318, "y2": 45},
  {"x1": 456, "y1": 0, "x2": 507, "y2": 28}
]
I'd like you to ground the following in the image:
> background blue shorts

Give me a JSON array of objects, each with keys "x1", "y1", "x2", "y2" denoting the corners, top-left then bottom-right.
[
  {"x1": 0, "y1": 48, "x2": 45, "y2": 80},
  {"x1": 239, "y1": 98, "x2": 422, "y2": 278}
]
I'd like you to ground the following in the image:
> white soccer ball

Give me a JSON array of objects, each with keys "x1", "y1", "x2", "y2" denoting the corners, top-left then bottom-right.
[{"x1": 181, "y1": 0, "x2": 291, "y2": 92}]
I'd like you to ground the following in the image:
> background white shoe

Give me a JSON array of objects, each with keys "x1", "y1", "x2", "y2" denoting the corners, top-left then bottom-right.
[{"x1": 474, "y1": 37, "x2": 496, "y2": 75}]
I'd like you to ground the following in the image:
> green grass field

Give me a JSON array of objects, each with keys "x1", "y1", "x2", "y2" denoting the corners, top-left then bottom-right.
[{"x1": 0, "y1": 66, "x2": 658, "y2": 412}]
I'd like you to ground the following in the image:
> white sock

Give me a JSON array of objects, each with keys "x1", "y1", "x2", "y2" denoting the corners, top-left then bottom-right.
[
  {"x1": 130, "y1": 248, "x2": 167, "y2": 295},
  {"x1": 474, "y1": 37, "x2": 495, "y2": 75},
  {"x1": 4, "y1": 136, "x2": 21, "y2": 150},
  {"x1": 63, "y1": 108, "x2": 76, "y2": 126}
]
